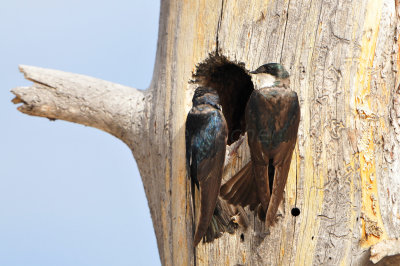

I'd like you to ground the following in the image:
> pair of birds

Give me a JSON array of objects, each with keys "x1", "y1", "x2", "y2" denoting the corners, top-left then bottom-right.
[{"x1": 185, "y1": 63, "x2": 300, "y2": 246}]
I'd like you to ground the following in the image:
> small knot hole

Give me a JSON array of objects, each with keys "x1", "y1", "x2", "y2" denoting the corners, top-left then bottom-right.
[{"x1": 291, "y1": 207, "x2": 300, "y2": 217}]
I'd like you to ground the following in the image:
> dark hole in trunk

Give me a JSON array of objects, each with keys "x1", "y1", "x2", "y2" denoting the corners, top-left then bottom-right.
[
  {"x1": 291, "y1": 207, "x2": 300, "y2": 216},
  {"x1": 192, "y1": 54, "x2": 254, "y2": 145}
]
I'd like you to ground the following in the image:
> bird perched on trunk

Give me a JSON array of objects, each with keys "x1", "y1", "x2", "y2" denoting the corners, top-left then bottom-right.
[
  {"x1": 221, "y1": 63, "x2": 300, "y2": 228},
  {"x1": 186, "y1": 86, "x2": 235, "y2": 246}
]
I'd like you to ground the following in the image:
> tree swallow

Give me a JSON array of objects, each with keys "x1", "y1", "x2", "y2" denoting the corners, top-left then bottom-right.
[
  {"x1": 221, "y1": 63, "x2": 300, "y2": 228},
  {"x1": 186, "y1": 86, "x2": 234, "y2": 246}
]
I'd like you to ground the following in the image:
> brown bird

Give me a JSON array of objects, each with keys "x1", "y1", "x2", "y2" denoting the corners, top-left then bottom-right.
[{"x1": 221, "y1": 63, "x2": 300, "y2": 228}]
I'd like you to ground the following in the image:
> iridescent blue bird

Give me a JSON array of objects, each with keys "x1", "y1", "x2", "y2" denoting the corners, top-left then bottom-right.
[
  {"x1": 186, "y1": 86, "x2": 234, "y2": 246},
  {"x1": 221, "y1": 63, "x2": 300, "y2": 228}
]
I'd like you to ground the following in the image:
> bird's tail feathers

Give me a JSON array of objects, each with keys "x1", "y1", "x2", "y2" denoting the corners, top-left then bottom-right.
[
  {"x1": 203, "y1": 199, "x2": 236, "y2": 243},
  {"x1": 220, "y1": 162, "x2": 260, "y2": 208}
]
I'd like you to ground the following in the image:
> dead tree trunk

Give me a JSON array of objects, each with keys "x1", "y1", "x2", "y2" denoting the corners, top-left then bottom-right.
[{"x1": 12, "y1": 0, "x2": 400, "y2": 265}]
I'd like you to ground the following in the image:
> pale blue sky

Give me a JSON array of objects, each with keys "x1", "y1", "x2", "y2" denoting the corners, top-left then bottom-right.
[{"x1": 1, "y1": 1, "x2": 160, "y2": 265}]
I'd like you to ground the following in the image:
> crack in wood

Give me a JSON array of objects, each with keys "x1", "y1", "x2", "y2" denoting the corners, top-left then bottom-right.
[
  {"x1": 280, "y1": 0, "x2": 291, "y2": 63},
  {"x1": 215, "y1": 0, "x2": 225, "y2": 55}
]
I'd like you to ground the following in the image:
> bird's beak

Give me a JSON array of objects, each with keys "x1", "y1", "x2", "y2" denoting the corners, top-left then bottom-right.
[{"x1": 249, "y1": 70, "x2": 257, "y2": 74}]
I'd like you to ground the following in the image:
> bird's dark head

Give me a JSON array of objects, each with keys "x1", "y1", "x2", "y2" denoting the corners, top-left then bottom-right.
[
  {"x1": 250, "y1": 63, "x2": 289, "y2": 89},
  {"x1": 192, "y1": 86, "x2": 221, "y2": 109}
]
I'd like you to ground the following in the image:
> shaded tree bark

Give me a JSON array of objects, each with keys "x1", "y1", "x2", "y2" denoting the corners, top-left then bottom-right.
[{"x1": 12, "y1": 0, "x2": 400, "y2": 265}]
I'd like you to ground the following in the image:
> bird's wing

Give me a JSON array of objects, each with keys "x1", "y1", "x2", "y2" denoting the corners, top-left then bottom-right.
[
  {"x1": 245, "y1": 90, "x2": 274, "y2": 211},
  {"x1": 186, "y1": 106, "x2": 222, "y2": 186},
  {"x1": 264, "y1": 90, "x2": 300, "y2": 227}
]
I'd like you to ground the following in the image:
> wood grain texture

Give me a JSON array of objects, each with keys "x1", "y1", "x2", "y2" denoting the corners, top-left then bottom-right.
[{"x1": 12, "y1": 0, "x2": 400, "y2": 265}]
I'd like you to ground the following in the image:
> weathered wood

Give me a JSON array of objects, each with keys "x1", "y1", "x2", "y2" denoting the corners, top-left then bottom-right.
[
  {"x1": 11, "y1": 65, "x2": 150, "y2": 158},
  {"x1": 12, "y1": 0, "x2": 400, "y2": 265},
  {"x1": 370, "y1": 239, "x2": 400, "y2": 263}
]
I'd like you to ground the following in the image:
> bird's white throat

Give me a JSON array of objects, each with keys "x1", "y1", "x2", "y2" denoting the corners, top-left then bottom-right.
[{"x1": 251, "y1": 73, "x2": 277, "y2": 89}]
